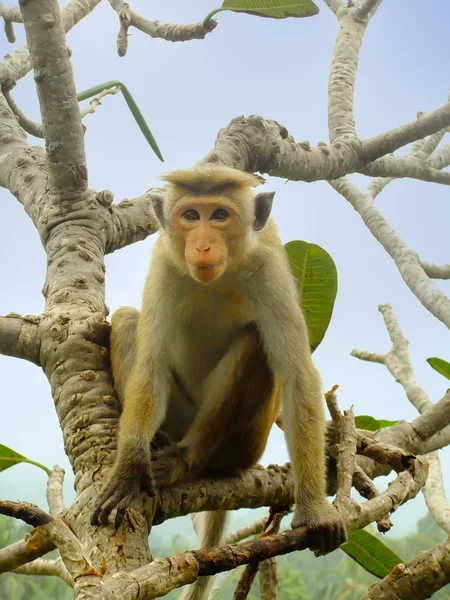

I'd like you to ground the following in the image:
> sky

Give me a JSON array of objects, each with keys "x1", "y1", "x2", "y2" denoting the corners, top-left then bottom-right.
[{"x1": 1, "y1": 0, "x2": 450, "y2": 541}]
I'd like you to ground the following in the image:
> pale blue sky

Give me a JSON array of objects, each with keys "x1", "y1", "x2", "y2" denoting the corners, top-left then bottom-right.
[{"x1": 1, "y1": 1, "x2": 450, "y2": 537}]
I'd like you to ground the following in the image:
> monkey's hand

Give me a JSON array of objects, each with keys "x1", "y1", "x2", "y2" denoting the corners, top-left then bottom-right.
[
  {"x1": 292, "y1": 500, "x2": 347, "y2": 555},
  {"x1": 90, "y1": 459, "x2": 154, "y2": 529},
  {"x1": 151, "y1": 437, "x2": 191, "y2": 487}
]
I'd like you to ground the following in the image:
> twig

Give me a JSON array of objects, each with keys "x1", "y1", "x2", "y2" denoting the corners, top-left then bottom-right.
[
  {"x1": 225, "y1": 513, "x2": 270, "y2": 545},
  {"x1": 0, "y1": 313, "x2": 41, "y2": 364},
  {"x1": 46, "y1": 466, "x2": 65, "y2": 518},
  {"x1": 14, "y1": 557, "x2": 73, "y2": 587},
  {"x1": 233, "y1": 563, "x2": 258, "y2": 600},
  {"x1": 3, "y1": 88, "x2": 43, "y2": 137},
  {"x1": 107, "y1": 0, "x2": 217, "y2": 57},
  {"x1": 352, "y1": 465, "x2": 392, "y2": 532},
  {"x1": 259, "y1": 557, "x2": 278, "y2": 600},
  {"x1": 0, "y1": 501, "x2": 103, "y2": 583},
  {"x1": 79, "y1": 85, "x2": 121, "y2": 119},
  {"x1": 0, "y1": 531, "x2": 55, "y2": 574}
]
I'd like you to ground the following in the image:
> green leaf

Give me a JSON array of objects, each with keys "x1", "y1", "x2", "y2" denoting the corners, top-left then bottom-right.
[
  {"x1": 284, "y1": 241, "x2": 337, "y2": 351},
  {"x1": 205, "y1": 0, "x2": 319, "y2": 22},
  {"x1": 0, "y1": 444, "x2": 50, "y2": 475},
  {"x1": 427, "y1": 357, "x2": 450, "y2": 381},
  {"x1": 341, "y1": 529, "x2": 403, "y2": 578},
  {"x1": 354, "y1": 416, "x2": 398, "y2": 431},
  {"x1": 77, "y1": 81, "x2": 164, "y2": 162}
]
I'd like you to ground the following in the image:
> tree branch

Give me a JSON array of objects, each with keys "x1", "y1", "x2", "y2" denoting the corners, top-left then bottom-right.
[
  {"x1": 3, "y1": 88, "x2": 43, "y2": 138},
  {"x1": 46, "y1": 466, "x2": 65, "y2": 518},
  {"x1": 0, "y1": 531, "x2": 55, "y2": 574},
  {"x1": 105, "y1": 192, "x2": 160, "y2": 254},
  {"x1": 20, "y1": 0, "x2": 87, "y2": 199},
  {"x1": 107, "y1": 0, "x2": 217, "y2": 57},
  {"x1": 361, "y1": 156, "x2": 450, "y2": 185},
  {"x1": 0, "y1": 313, "x2": 40, "y2": 365},
  {"x1": 97, "y1": 458, "x2": 426, "y2": 600},
  {"x1": 362, "y1": 535, "x2": 450, "y2": 599},
  {"x1": 0, "y1": 0, "x2": 101, "y2": 86},
  {"x1": 14, "y1": 557, "x2": 73, "y2": 587}
]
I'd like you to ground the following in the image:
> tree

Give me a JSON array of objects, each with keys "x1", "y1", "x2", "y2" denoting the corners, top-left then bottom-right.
[{"x1": 1, "y1": 0, "x2": 450, "y2": 598}]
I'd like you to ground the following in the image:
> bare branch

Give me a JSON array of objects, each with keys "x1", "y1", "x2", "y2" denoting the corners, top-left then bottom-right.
[
  {"x1": 352, "y1": 304, "x2": 450, "y2": 532},
  {"x1": 105, "y1": 192, "x2": 160, "y2": 254},
  {"x1": 14, "y1": 557, "x2": 73, "y2": 587},
  {"x1": 0, "y1": 2, "x2": 21, "y2": 23},
  {"x1": 225, "y1": 513, "x2": 270, "y2": 544},
  {"x1": 3, "y1": 88, "x2": 43, "y2": 138},
  {"x1": 0, "y1": 501, "x2": 104, "y2": 585},
  {"x1": 153, "y1": 464, "x2": 294, "y2": 525},
  {"x1": 80, "y1": 85, "x2": 121, "y2": 119},
  {"x1": 234, "y1": 563, "x2": 258, "y2": 600},
  {"x1": 356, "y1": 0, "x2": 385, "y2": 20},
  {"x1": 328, "y1": 5, "x2": 367, "y2": 143},
  {"x1": 0, "y1": 313, "x2": 40, "y2": 365},
  {"x1": 362, "y1": 101, "x2": 450, "y2": 162},
  {"x1": 334, "y1": 407, "x2": 358, "y2": 517},
  {"x1": 20, "y1": 0, "x2": 87, "y2": 198},
  {"x1": 46, "y1": 466, "x2": 65, "y2": 518},
  {"x1": 0, "y1": 532, "x2": 55, "y2": 574},
  {"x1": 353, "y1": 465, "x2": 392, "y2": 532},
  {"x1": 322, "y1": 0, "x2": 343, "y2": 13},
  {"x1": 259, "y1": 557, "x2": 278, "y2": 600},
  {"x1": 423, "y1": 453, "x2": 450, "y2": 534},
  {"x1": 361, "y1": 156, "x2": 450, "y2": 185},
  {"x1": 0, "y1": 500, "x2": 53, "y2": 527},
  {"x1": 331, "y1": 182, "x2": 450, "y2": 329},
  {"x1": 362, "y1": 535, "x2": 450, "y2": 599},
  {"x1": 0, "y1": 0, "x2": 101, "y2": 86},
  {"x1": 411, "y1": 393, "x2": 450, "y2": 441},
  {"x1": 107, "y1": 0, "x2": 217, "y2": 57},
  {"x1": 3, "y1": 17, "x2": 15, "y2": 42},
  {"x1": 98, "y1": 459, "x2": 427, "y2": 600},
  {"x1": 420, "y1": 261, "x2": 450, "y2": 279}
]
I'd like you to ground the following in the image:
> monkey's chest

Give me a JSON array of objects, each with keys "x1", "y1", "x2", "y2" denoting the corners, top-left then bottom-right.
[{"x1": 170, "y1": 303, "x2": 249, "y2": 402}]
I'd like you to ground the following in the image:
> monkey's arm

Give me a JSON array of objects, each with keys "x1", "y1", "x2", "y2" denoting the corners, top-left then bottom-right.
[
  {"x1": 254, "y1": 262, "x2": 347, "y2": 553},
  {"x1": 91, "y1": 284, "x2": 171, "y2": 527}
]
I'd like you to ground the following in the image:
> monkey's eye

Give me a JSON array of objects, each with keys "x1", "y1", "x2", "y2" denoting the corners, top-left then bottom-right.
[
  {"x1": 182, "y1": 209, "x2": 200, "y2": 221},
  {"x1": 210, "y1": 208, "x2": 229, "y2": 221}
]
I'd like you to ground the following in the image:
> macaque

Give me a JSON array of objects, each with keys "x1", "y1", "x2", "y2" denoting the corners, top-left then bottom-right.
[{"x1": 91, "y1": 166, "x2": 346, "y2": 597}]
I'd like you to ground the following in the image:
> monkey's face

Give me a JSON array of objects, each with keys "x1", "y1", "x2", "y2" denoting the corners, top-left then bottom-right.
[{"x1": 171, "y1": 196, "x2": 248, "y2": 284}]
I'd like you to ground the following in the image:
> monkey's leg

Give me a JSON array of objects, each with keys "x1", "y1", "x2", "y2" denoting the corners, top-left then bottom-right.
[
  {"x1": 178, "y1": 326, "x2": 279, "y2": 478},
  {"x1": 110, "y1": 306, "x2": 139, "y2": 403},
  {"x1": 174, "y1": 329, "x2": 277, "y2": 600}
]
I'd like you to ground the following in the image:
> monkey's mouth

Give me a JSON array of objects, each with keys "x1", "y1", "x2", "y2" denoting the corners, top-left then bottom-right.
[{"x1": 190, "y1": 263, "x2": 224, "y2": 270}]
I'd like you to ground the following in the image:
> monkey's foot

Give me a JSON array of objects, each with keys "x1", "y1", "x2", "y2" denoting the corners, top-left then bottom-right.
[
  {"x1": 90, "y1": 465, "x2": 154, "y2": 529},
  {"x1": 292, "y1": 501, "x2": 347, "y2": 554},
  {"x1": 151, "y1": 440, "x2": 190, "y2": 487}
]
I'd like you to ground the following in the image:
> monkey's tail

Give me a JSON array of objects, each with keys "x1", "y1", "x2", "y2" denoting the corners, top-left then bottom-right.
[{"x1": 179, "y1": 510, "x2": 228, "y2": 600}]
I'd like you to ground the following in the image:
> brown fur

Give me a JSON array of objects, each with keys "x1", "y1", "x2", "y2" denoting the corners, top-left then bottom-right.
[{"x1": 91, "y1": 166, "x2": 346, "y2": 598}]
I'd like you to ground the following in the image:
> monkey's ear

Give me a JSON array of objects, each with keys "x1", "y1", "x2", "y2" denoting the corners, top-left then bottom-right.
[
  {"x1": 151, "y1": 195, "x2": 165, "y2": 228},
  {"x1": 254, "y1": 192, "x2": 275, "y2": 231}
]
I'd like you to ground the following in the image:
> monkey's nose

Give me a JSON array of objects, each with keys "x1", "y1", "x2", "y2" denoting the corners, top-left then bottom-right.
[{"x1": 196, "y1": 246, "x2": 211, "y2": 253}]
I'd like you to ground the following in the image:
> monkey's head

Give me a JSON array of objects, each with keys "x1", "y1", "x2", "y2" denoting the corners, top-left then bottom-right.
[{"x1": 153, "y1": 166, "x2": 275, "y2": 284}]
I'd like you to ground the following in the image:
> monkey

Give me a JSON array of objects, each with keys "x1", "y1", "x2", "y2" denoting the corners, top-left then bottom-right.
[{"x1": 91, "y1": 166, "x2": 347, "y2": 594}]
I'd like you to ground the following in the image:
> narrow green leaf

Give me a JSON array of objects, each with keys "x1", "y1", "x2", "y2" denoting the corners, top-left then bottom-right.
[
  {"x1": 77, "y1": 80, "x2": 164, "y2": 162},
  {"x1": 0, "y1": 443, "x2": 50, "y2": 474},
  {"x1": 284, "y1": 241, "x2": 337, "y2": 351},
  {"x1": 355, "y1": 416, "x2": 398, "y2": 431},
  {"x1": 205, "y1": 0, "x2": 319, "y2": 21},
  {"x1": 341, "y1": 529, "x2": 403, "y2": 578},
  {"x1": 427, "y1": 357, "x2": 450, "y2": 381}
]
